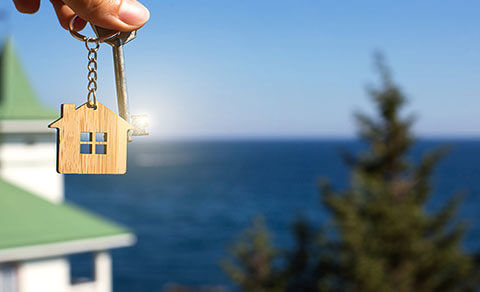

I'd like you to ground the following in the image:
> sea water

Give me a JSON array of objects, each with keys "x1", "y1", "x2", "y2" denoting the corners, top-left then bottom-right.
[{"x1": 66, "y1": 139, "x2": 480, "y2": 292}]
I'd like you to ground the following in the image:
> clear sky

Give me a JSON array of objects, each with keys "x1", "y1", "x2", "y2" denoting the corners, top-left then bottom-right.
[{"x1": 1, "y1": 1, "x2": 479, "y2": 139}]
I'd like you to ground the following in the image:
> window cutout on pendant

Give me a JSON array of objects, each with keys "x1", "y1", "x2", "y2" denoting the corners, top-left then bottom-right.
[
  {"x1": 96, "y1": 144, "x2": 107, "y2": 155},
  {"x1": 80, "y1": 144, "x2": 92, "y2": 154},
  {"x1": 80, "y1": 132, "x2": 92, "y2": 142},
  {"x1": 96, "y1": 132, "x2": 107, "y2": 142}
]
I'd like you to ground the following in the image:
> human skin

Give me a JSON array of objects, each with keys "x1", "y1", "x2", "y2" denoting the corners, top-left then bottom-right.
[{"x1": 12, "y1": 0, "x2": 149, "y2": 32}]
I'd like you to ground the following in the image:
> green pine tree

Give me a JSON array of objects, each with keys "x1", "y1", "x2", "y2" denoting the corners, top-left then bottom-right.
[
  {"x1": 221, "y1": 217, "x2": 286, "y2": 292},
  {"x1": 223, "y1": 53, "x2": 480, "y2": 292},
  {"x1": 316, "y1": 53, "x2": 479, "y2": 292}
]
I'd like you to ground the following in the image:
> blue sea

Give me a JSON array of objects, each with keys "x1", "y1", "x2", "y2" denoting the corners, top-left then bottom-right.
[{"x1": 66, "y1": 139, "x2": 480, "y2": 292}]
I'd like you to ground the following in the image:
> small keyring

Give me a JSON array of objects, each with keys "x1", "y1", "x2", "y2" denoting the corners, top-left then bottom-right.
[{"x1": 68, "y1": 16, "x2": 120, "y2": 43}]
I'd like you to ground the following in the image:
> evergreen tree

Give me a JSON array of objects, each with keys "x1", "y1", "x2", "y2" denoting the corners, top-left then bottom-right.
[
  {"x1": 316, "y1": 53, "x2": 479, "y2": 292},
  {"x1": 222, "y1": 217, "x2": 286, "y2": 292},
  {"x1": 223, "y1": 54, "x2": 480, "y2": 292}
]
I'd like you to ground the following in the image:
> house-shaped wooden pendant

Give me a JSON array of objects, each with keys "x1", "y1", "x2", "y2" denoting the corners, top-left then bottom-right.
[{"x1": 49, "y1": 102, "x2": 133, "y2": 174}]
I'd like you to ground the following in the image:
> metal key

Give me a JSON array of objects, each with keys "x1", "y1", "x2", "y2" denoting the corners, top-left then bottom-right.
[{"x1": 91, "y1": 25, "x2": 149, "y2": 139}]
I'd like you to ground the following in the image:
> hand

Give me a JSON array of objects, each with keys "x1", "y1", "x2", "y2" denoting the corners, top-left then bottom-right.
[{"x1": 12, "y1": 0, "x2": 150, "y2": 32}]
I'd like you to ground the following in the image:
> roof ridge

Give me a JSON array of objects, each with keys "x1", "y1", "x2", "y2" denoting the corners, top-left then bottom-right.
[
  {"x1": 0, "y1": 39, "x2": 58, "y2": 120},
  {"x1": 49, "y1": 101, "x2": 133, "y2": 129}
]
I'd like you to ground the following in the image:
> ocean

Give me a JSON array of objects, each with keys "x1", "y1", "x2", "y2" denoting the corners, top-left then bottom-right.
[{"x1": 66, "y1": 139, "x2": 480, "y2": 292}]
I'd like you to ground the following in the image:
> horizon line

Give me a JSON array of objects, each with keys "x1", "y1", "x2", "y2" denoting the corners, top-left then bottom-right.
[{"x1": 137, "y1": 135, "x2": 480, "y2": 142}]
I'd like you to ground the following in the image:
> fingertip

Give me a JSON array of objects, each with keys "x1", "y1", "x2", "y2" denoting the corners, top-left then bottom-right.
[
  {"x1": 65, "y1": 0, "x2": 149, "y2": 32},
  {"x1": 50, "y1": 0, "x2": 75, "y2": 30},
  {"x1": 117, "y1": 0, "x2": 150, "y2": 29},
  {"x1": 13, "y1": 0, "x2": 40, "y2": 14}
]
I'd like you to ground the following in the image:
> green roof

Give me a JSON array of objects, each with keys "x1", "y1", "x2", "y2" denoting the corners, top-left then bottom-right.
[
  {"x1": 0, "y1": 38, "x2": 57, "y2": 120},
  {"x1": 0, "y1": 179, "x2": 130, "y2": 250}
]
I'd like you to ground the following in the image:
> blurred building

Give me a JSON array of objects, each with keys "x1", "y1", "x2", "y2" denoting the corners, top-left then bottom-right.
[{"x1": 0, "y1": 39, "x2": 135, "y2": 292}]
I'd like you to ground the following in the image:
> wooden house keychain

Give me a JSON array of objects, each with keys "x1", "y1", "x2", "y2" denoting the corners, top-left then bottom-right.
[{"x1": 49, "y1": 16, "x2": 149, "y2": 174}]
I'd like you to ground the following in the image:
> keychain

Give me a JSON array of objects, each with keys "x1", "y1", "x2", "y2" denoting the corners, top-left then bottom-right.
[{"x1": 49, "y1": 16, "x2": 148, "y2": 174}]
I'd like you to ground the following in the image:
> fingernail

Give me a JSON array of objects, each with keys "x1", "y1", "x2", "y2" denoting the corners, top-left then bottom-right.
[{"x1": 118, "y1": 0, "x2": 150, "y2": 27}]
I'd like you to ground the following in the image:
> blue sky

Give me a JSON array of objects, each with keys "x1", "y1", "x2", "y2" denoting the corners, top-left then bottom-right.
[{"x1": 1, "y1": 1, "x2": 480, "y2": 139}]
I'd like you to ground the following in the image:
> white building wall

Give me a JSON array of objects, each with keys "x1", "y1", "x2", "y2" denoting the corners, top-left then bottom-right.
[
  {"x1": 0, "y1": 133, "x2": 63, "y2": 203},
  {"x1": 0, "y1": 121, "x2": 115, "y2": 292},
  {"x1": 16, "y1": 252, "x2": 112, "y2": 292},
  {"x1": 94, "y1": 252, "x2": 112, "y2": 292},
  {"x1": 70, "y1": 252, "x2": 112, "y2": 292},
  {"x1": 17, "y1": 257, "x2": 70, "y2": 292}
]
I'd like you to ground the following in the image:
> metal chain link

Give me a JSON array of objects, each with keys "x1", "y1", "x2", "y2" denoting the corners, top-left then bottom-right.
[{"x1": 85, "y1": 38, "x2": 100, "y2": 109}]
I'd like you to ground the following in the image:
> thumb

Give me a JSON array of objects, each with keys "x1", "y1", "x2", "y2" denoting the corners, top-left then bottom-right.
[{"x1": 61, "y1": 0, "x2": 149, "y2": 32}]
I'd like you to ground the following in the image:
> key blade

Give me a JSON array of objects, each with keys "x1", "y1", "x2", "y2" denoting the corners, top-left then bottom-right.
[
  {"x1": 112, "y1": 45, "x2": 130, "y2": 122},
  {"x1": 131, "y1": 114, "x2": 150, "y2": 136},
  {"x1": 91, "y1": 24, "x2": 133, "y2": 122},
  {"x1": 90, "y1": 25, "x2": 137, "y2": 46}
]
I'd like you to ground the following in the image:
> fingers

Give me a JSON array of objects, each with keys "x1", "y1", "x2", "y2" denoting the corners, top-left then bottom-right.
[
  {"x1": 50, "y1": 0, "x2": 87, "y2": 31},
  {"x1": 12, "y1": 0, "x2": 41, "y2": 14},
  {"x1": 60, "y1": 0, "x2": 149, "y2": 32},
  {"x1": 14, "y1": 0, "x2": 149, "y2": 32}
]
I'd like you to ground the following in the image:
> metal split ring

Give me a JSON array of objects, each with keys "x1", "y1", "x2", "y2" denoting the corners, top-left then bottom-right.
[{"x1": 68, "y1": 15, "x2": 120, "y2": 43}]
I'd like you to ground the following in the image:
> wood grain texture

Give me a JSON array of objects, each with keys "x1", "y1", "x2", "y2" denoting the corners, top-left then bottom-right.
[{"x1": 49, "y1": 102, "x2": 133, "y2": 174}]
